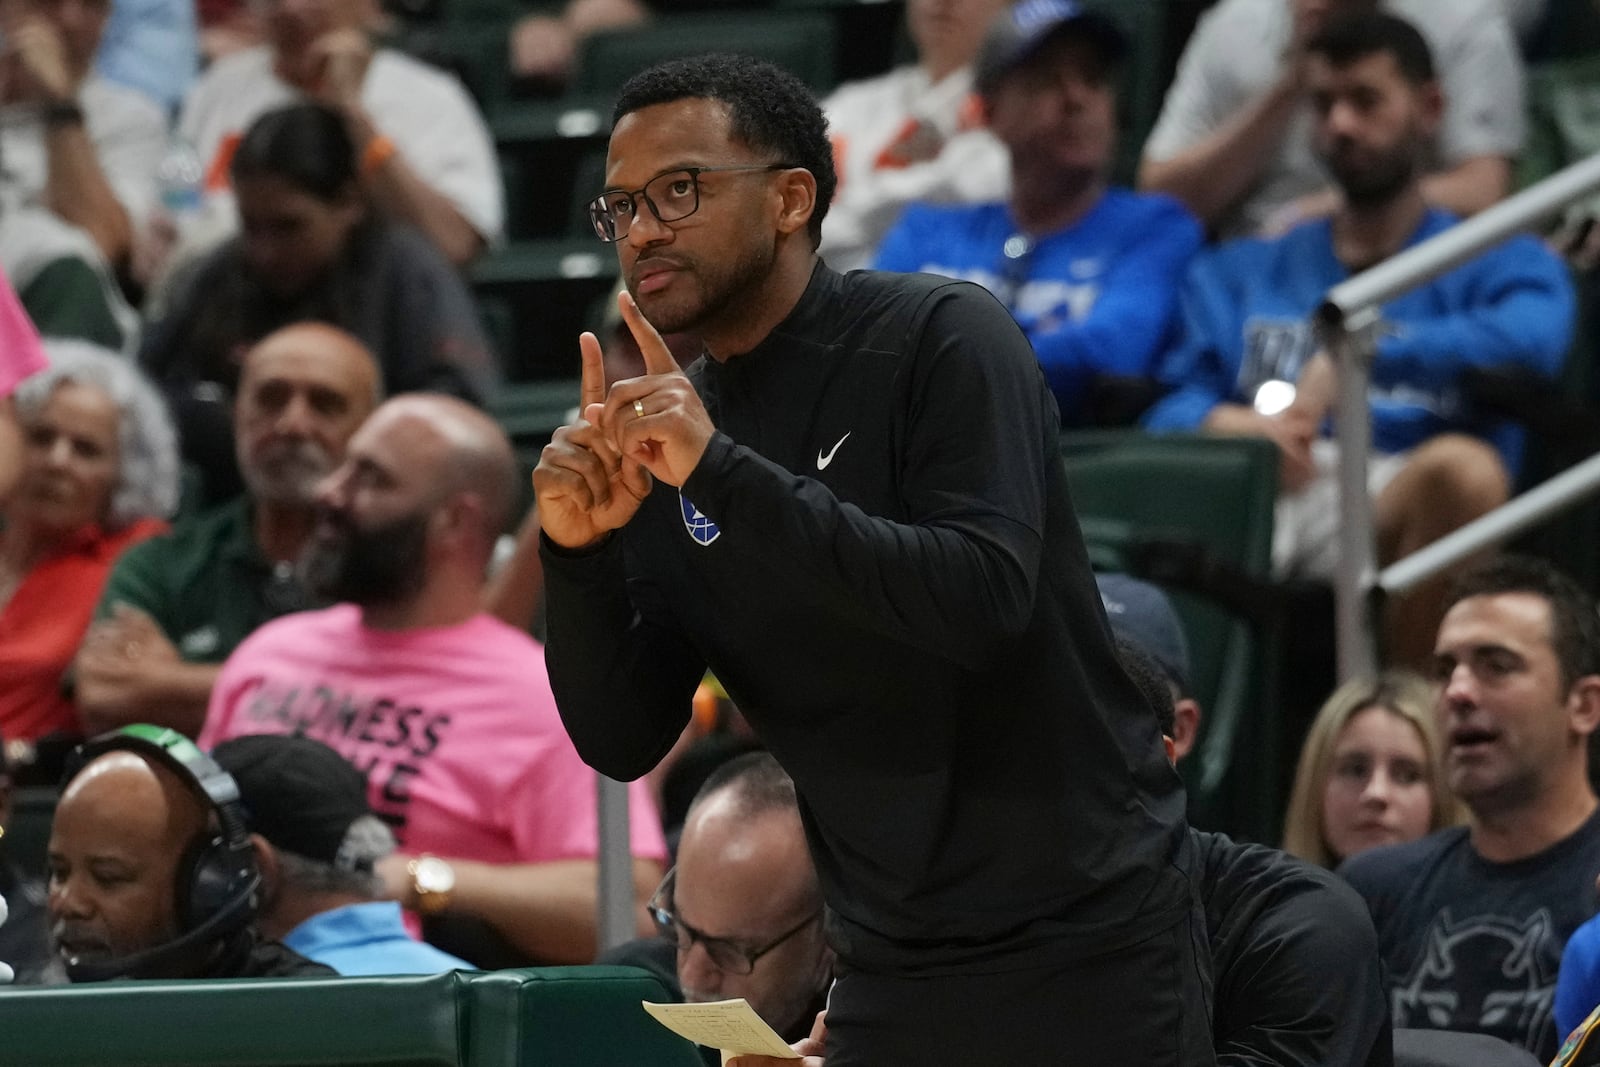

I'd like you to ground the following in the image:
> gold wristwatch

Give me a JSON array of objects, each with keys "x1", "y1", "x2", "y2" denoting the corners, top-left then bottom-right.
[{"x1": 407, "y1": 854, "x2": 456, "y2": 916}]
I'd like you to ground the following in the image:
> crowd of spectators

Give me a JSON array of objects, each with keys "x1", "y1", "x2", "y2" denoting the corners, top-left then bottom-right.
[{"x1": 5, "y1": 0, "x2": 1600, "y2": 1063}]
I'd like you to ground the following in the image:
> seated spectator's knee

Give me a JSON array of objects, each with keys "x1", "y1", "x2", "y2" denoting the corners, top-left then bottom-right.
[{"x1": 1402, "y1": 435, "x2": 1510, "y2": 517}]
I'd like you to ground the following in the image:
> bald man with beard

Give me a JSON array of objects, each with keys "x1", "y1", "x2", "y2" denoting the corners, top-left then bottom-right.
[
  {"x1": 47, "y1": 743, "x2": 331, "y2": 980},
  {"x1": 200, "y1": 394, "x2": 669, "y2": 969}
]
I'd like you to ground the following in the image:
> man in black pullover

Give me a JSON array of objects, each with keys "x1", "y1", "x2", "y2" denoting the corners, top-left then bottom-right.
[{"x1": 533, "y1": 53, "x2": 1211, "y2": 1064}]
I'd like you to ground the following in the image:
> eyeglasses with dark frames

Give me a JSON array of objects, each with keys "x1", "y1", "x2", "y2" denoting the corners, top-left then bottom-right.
[
  {"x1": 646, "y1": 867, "x2": 821, "y2": 976},
  {"x1": 587, "y1": 164, "x2": 795, "y2": 243}
]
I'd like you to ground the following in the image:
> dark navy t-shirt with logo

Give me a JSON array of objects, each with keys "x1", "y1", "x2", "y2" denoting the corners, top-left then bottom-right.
[{"x1": 1341, "y1": 808, "x2": 1600, "y2": 1061}]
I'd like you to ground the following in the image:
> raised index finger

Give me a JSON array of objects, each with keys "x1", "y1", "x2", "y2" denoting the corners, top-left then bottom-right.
[
  {"x1": 619, "y1": 290, "x2": 682, "y2": 376},
  {"x1": 578, "y1": 330, "x2": 606, "y2": 409}
]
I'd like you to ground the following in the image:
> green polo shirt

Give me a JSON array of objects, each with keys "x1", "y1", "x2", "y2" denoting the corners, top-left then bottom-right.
[{"x1": 96, "y1": 497, "x2": 313, "y2": 664}]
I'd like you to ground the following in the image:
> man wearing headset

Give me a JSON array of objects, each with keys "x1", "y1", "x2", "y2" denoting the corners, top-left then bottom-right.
[{"x1": 45, "y1": 724, "x2": 333, "y2": 981}]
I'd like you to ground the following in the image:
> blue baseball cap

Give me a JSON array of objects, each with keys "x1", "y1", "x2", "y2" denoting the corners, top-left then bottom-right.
[
  {"x1": 1096, "y1": 573, "x2": 1191, "y2": 695},
  {"x1": 974, "y1": 0, "x2": 1129, "y2": 97}
]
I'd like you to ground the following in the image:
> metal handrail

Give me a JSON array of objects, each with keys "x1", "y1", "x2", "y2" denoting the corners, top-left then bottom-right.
[
  {"x1": 1318, "y1": 150, "x2": 1600, "y2": 680},
  {"x1": 1379, "y1": 450, "x2": 1600, "y2": 596},
  {"x1": 597, "y1": 775, "x2": 636, "y2": 951}
]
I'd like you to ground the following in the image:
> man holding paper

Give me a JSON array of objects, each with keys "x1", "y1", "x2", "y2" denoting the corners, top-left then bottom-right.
[
  {"x1": 601, "y1": 752, "x2": 832, "y2": 1064},
  {"x1": 534, "y1": 52, "x2": 1212, "y2": 1065}
]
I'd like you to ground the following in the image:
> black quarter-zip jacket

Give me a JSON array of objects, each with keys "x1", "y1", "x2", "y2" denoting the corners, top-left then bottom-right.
[{"x1": 543, "y1": 261, "x2": 1193, "y2": 976}]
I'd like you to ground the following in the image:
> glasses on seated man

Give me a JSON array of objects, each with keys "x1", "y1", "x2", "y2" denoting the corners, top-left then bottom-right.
[{"x1": 647, "y1": 866, "x2": 821, "y2": 976}]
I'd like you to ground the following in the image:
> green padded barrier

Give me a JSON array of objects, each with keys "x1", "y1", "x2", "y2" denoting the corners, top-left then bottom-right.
[
  {"x1": 466, "y1": 966, "x2": 707, "y2": 1067},
  {"x1": 0, "y1": 971, "x2": 467, "y2": 1067},
  {"x1": 0, "y1": 967, "x2": 703, "y2": 1067},
  {"x1": 1061, "y1": 430, "x2": 1283, "y2": 842},
  {"x1": 570, "y1": 11, "x2": 838, "y2": 98}
]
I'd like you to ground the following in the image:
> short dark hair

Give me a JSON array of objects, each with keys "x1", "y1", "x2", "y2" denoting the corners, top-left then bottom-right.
[
  {"x1": 1306, "y1": 11, "x2": 1436, "y2": 85},
  {"x1": 1115, "y1": 637, "x2": 1176, "y2": 740},
  {"x1": 611, "y1": 54, "x2": 836, "y2": 246},
  {"x1": 1445, "y1": 554, "x2": 1600, "y2": 690},
  {"x1": 691, "y1": 750, "x2": 798, "y2": 820},
  {"x1": 231, "y1": 102, "x2": 357, "y2": 203}
]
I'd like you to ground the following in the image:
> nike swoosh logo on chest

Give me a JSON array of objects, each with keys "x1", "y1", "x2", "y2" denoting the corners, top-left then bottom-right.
[{"x1": 817, "y1": 432, "x2": 851, "y2": 470}]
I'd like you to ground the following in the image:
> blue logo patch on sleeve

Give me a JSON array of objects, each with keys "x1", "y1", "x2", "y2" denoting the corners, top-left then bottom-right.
[{"x1": 680, "y1": 491, "x2": 721, "y2": 546}]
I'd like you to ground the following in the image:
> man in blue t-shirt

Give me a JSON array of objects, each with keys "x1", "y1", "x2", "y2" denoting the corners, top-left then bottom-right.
[
  {"x1": 1340, "y1": 555, "x2": 1600, "y2": 1062},
  {"x1": 872, "y1": 0, "x2": 1203, "y2": 428},
  {"x1": 1142, "y1": 11, "x2": 1572, "y2": 666}
]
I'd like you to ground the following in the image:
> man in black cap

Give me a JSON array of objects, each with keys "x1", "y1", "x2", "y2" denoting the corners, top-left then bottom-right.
[
  {"x1": 212, "y1": 734, "x2": 471, "y2": 976},
  {"x1": 873, "y1": 0, "x2": 1203, "y2": 428},
  {"x1": 1098, "y1": 572, "x2": 1203, "y2": 761}
]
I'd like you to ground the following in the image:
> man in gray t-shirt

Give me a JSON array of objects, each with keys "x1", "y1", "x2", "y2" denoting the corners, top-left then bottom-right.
[{"x1": 1139, "y1": 0, "x2": 1523, "y2": 238}]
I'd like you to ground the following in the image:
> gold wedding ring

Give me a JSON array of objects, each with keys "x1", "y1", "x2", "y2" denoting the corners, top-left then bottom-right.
[{"x1": 633, "y1": 399, "x2": 646, "y2": 419}]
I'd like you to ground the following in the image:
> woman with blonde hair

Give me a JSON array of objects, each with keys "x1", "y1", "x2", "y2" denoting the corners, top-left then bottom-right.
[{"x1": 1282, "y1": 670, "x2": 1458, "y2": 868}]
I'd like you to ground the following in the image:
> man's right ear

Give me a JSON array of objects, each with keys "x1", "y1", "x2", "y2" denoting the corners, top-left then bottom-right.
[
  {"x1": 1567, "y1": 675, "x2": 1600, "y2": 739},
  {"x1": 251, "y1": 834, "x2": 280, "y2": 901}
]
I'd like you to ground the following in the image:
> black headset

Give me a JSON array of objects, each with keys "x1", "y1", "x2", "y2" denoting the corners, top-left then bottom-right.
[{"x1": 58, "y1": 724, "x2": 262, "y2": 982}]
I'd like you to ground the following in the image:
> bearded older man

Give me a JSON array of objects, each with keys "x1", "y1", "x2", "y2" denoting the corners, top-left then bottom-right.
[{"x1": 74, "y1": 322, "x2": 381, "y2": 737}]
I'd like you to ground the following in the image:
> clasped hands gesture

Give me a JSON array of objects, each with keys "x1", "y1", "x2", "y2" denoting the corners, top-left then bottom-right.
[{"x1": 534, "y1": 292, "x2": 716, "y2": 549}]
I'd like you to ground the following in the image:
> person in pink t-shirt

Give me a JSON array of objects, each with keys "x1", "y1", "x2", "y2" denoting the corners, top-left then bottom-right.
[
  {"x1": 0, "y1": 265, "x2": 48, "y2": 503},
  {"x1": 202, "y1": 393, "x2": 667, "y2": 968}
]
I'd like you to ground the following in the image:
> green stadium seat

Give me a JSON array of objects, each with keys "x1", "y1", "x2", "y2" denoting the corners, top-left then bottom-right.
[
  {"x1": 1061, "y1": 430, "x2": 1285, "y2": 842},
  {"x1": 494, "y1": 97, "x2": 614, "y2": 241},
  {"x1": 570, "y1": 11, "x2": 838, "y2": 98},
  {"x1": 772, "y1": 0, "x2": 906, "y2": 86},
  {"x1": 470, "y1": 239, "x2": 620, "y2": 381},
  {"x1": 400, "y1": 19, "x2": 518, "y2": 117}
]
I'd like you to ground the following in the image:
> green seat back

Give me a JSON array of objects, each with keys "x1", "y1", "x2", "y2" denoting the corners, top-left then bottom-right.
[
  {"x1": 570, "y1": 11, "x2": 837, "y2": 98},
  {"x1": 1061, "y1": 430, "x2": 1283, "y2": 841},
  {"x1": 470, "y1": 239, "x2": 620, "y2": 381},
  {"x1": 466, "y1": 967, "x2": 707, "y2": 1067},
  {"x1": 394, "y1": 20, "x2": 516, "y2": 117}
]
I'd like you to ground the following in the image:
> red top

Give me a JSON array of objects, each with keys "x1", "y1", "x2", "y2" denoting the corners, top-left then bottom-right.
[{"x1": 0, "y1": 518, "x2": 167, "y2": 741}]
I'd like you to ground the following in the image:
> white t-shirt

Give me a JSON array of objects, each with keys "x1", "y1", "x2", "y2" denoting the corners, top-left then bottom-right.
[
  {"x1": 1141, "y1": 0, "x2": 1526, "y2": 237},
  {"x1": 0, "y1": 74, "x2": 166, "y2": 228},
  {"x1": 820, "y1": 63, "x2": 1009, "y2": 273},
  {"x1": 178, "y1": 46, "x2": 504, "y2": 242}
]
